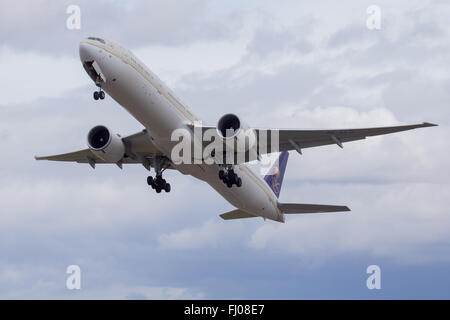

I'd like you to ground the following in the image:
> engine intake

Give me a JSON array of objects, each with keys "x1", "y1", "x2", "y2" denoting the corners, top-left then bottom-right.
[
  {"x1": 218, "y1": 114, "x2": 241, "y2": 138},
  {"x1": 87, "y1": 125, "x2": 125, "y2": 163},
  {"x1": 217, "y1": 113, "x2": 257, "y2": 152}
]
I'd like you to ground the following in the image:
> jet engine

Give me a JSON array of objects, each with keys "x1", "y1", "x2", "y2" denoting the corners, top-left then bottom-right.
[
  {"x1": 217, "y1": 113, "x2": 257, "y2": 152},
  {"x1": 87, "y1": 125, "x2": 125, "y2": 163}
]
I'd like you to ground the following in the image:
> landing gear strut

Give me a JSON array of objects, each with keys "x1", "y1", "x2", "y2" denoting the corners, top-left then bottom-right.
[
  {"x1": 146, "y1": 156, "x2": 171, "y2": 193},
  {"x1": 93, "y1": 81, "x2": 105, "y2": 100},
  {"x1": 219, "y1": 166, "x2": 242, "y2": 188}
]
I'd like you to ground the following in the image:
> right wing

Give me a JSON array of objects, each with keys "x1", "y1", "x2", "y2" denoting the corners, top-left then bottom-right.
[
  {"x1": 278, "y1": 203, "x2": 350, "y2": 214},
  {"x1": 35, "y1": 129, "x2": 170, "y2": 170}
]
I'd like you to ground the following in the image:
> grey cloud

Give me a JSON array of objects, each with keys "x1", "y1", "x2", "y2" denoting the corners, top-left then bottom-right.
[
  {"x1": 247, "y1": 18, "x2": 315, "y2": 57},
  {"x1": 0, "y1": 0, "x2": 238, "y2": 55},
  {"x1": 178, "y1": 63, "x2": 327, "y2": 126},
  {"x1": 327, "y1": 24, "x2": 371, "y2": 49}
]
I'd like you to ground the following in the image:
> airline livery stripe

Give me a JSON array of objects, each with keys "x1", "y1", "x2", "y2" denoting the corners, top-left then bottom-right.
[{"x1": 81, "y1": 41, "x2": 196, "y2": 125}]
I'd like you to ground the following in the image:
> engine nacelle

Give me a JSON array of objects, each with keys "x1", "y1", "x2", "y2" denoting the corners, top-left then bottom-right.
[
  {"x1": 87, "y1": 125, "x2": 125, "y2": 163},
  {"x1": 217, "y1": 113, "x2": 257, "y2": 152}
]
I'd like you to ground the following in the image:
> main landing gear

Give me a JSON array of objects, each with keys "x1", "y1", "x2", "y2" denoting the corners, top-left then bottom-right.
[
  {"x1": 219, "y1": 166, "x2": 242, "y2": 188},
  {"x1": 146, "y1": 156, "x2": 171, "y2": 193},
  {"x1": 147, "y1": 175, "x2": 171, "y2": 193}
]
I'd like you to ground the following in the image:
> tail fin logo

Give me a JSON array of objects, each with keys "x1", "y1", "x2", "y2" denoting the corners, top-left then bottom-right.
[
  {"x1": 271, "y1": 167, "x2": 281, "y2": 196},
  {"x1": 263, "y1": 151, "x2": 289, "y2": 198}
]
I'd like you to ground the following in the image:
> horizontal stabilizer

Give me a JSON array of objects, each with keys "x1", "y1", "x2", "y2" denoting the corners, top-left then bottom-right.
[
  {"x1": 278, "y1": 203, "x2": 350, "y2": 214},
  {"x1": 220, "y1": 209, "x2": 257, "y2": 220}
]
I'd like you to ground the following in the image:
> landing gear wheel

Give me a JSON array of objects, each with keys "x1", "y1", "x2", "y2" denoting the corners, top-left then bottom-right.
[
  {"x1": 93, "y1": 91, "x2": 99, "y2": 100},
  {"x1": 156, "y1": 187, "x2": 162, "y2": 193},
  {"x1": 155, "y1": 176, "x2": 165, "y2": 187},
  {"x1": 147, "y1": 176, "x2": 154, "y2": 186},
  {"x1": 164, "y1": 183, "x2": 171, "y2": 193},
  {"x1": 99, "y1": 91, "x2": 105, "y2": 100},
  {"x1": 219, "y1": 167, "x2": 243, "y2": 188}
]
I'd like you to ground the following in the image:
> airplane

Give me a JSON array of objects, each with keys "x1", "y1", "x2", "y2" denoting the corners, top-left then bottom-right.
[{"x1": 35, "y1": 37, "x2": 437, "y2": 223}]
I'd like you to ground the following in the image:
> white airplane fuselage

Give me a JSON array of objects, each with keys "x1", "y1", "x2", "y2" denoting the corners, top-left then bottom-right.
[{"x1": 79, "y1": 38, "x2": 284, "y2": 222}]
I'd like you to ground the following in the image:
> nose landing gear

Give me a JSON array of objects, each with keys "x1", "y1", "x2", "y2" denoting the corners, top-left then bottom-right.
[
  {"x1": 219, "y1": 167, "x2": 242, "y2": 188},
  {"x1": 93, "y1": 89, "x2": 105, "y2": 100},
  {"x1": 93, "y1": 78, "x2": 105, "y2": 101}
]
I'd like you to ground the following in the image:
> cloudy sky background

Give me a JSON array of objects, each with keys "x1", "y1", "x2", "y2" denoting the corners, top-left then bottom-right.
[{"x1": 0, "y1": 0, "x2": 449, "y2": 299}]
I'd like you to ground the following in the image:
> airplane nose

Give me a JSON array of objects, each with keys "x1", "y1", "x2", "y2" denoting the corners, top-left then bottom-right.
[{"x1": 79, "y1": 42, "x2": 93, "y2": 62}]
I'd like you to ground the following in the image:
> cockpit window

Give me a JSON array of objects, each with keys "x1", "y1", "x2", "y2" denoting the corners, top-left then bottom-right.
[{"x1": 87, "y1": 37, "x2": 105, "y2": 44}]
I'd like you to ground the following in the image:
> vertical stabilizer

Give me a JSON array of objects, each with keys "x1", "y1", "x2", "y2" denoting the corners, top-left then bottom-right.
[{"x1": 263, "y1": 151, "x2": 289, "y2": 198}]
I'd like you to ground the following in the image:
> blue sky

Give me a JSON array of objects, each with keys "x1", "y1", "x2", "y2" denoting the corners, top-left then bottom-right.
[{"x1": 0, "y1": 0, "x2": 449, "y2": 299}]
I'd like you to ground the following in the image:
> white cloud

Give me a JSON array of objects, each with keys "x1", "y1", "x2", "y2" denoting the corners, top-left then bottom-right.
[
  {"x1": 0, "y1": 266, "x2": 204, "y2": 299},
  {"x1": 249, "y1": 182, "x2": 450, "y2": 265},
  {"x1": 0, "y1": 0, "x2": 449, "y2": 298},
  {"x1": 135, "y1": 38, "x2": 249, "y2": 87},
  {"x1": 158, "y1": 219, "x2": 247, "y2": 250},
  {"x1": 0, "y1": 46, "x2": 86, "y2": 105}
]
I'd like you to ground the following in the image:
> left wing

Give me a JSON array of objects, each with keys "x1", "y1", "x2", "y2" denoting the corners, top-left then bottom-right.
[
  {"x1": 35, "y1": 129, "x2": 171, "y2": 169},
  {"x1": 194, "y1": 122, "x2": 437, "y2": 157},
  {"x1": 267, "y1": 122, "x2": 437, "y2": 154}
]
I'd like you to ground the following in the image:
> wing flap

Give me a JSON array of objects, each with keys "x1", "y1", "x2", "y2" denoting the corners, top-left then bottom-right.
[{"x1": 278, "y1": 203, "x2": 350, "y2": 214}]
